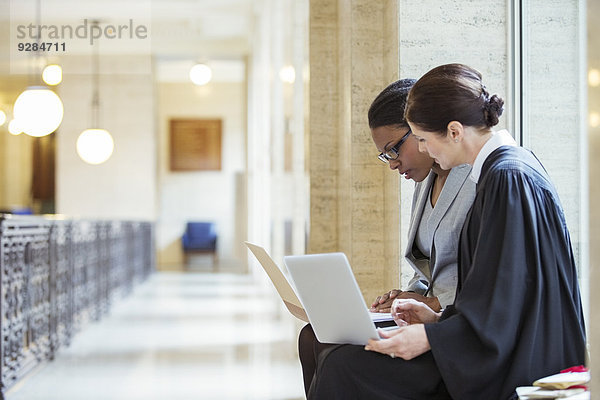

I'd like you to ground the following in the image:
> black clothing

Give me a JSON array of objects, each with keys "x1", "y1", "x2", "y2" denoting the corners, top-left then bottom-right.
[
  {"x1": 309, "y1": 146, "x2": 586, "y2": 400},
  {"x1": 426, "y1": 146, "x2": 586, "y2": 399},
  {"x1": 308, "y1": 344, "x2": 451, "y2": 400},
  {"x1": 298, "y1": 324, "x2": 336, "y2": 394},
  {"x1": 300, "y1": 321, "x2": 398, "y2": 395}
]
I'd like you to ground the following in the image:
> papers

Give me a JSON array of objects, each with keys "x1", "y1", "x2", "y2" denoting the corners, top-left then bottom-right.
[
  {"x1": 516, "y1": 387, "x2": 588, "y2": 400},
  {"x1": 517, "y1": 369, "x2": 591, "y2": 400},
  {"x1": 369, "y1": 312, "x2": 393, "y2": 322},
  {"x1": 534, "y1": 372, "x2": 590, "y2": 390}
]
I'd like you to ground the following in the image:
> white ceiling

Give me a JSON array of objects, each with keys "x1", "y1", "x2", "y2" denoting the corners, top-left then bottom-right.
[{"x1": 3, "y1": 0, "x2": 255, "y2": 81}]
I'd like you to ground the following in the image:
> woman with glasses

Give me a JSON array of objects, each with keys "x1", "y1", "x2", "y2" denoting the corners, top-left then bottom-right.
[
  {"x1": 368, "y1": 79, "x2": 475, "y2": 314},
  {"x1": 298, "y1": 78, "x2": 476, "y2": 396},
  {"x1": 308, "y1": 64, "x2": 586, "y2": 400}
]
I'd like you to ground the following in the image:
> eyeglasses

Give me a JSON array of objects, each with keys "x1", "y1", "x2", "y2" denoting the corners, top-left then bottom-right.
[{"x1": 377, "y1": 129, "x2": 412, "y2": 163}]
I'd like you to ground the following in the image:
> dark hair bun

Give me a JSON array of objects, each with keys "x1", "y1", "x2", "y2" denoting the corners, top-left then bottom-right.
[
  {"x1": 483, "y1": 94, "x2": 504, "y2": 127},
  {"x1": 406, "y1": 64, "x2": 506, "y2": 132}
]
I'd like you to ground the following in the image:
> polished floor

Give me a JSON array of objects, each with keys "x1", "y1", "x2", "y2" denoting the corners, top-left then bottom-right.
[{"x1": 7, "y1": 269, "x2": 305, "y2": 400}]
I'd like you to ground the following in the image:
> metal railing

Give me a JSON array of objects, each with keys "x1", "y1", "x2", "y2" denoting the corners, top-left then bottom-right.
[{"x1": 0, "y1": 216, "x2": 154, "y2": 398}]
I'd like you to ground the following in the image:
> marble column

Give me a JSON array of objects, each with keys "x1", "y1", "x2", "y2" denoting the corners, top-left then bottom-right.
[
  {"x1": 308, "y1": 0, "x2": 400, "y2": 302},
  {"x1": 247, "y1": 0, "x2": 273, "y2": 270}
]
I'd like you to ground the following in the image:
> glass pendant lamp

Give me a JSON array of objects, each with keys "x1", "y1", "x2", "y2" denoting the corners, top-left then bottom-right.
[
  {"x1": 13, "y1": 0, "x2": 64, "y2": 137},
  {"x1": 77, "y1": 20, "x2": 114, "y2": 165}
]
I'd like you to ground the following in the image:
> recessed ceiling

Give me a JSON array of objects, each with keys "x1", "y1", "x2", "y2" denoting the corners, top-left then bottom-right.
[{"x1": 1, "y1": 0, "x2": 254, "y2": 77}]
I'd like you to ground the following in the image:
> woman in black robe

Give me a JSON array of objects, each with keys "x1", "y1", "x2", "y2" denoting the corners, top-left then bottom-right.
[
  {"x1": 299, "y1": 78, "x2": 478, "y2": 396},
  {"x1": 308, "y1": 63, "x2": 586, "y2": 400}
]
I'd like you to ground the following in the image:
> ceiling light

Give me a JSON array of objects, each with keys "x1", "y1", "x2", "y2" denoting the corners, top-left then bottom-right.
[
  {"x1": 189, "y1": 63, "x2": 212, "y2": 86},
  {"x1": 8, "y1": 119, "x2": 23, "y2": 135},
  {"x1": 0, "y1": 110, "x2": 6, "y2": 126},
  {"x1": 14, "y1": 0, "x2": 64, "y2": 137},
  {"x1": 13, "y1": 86, "x2": 64, "y2": 137},
  {"x1": 77, "y1": 20, "x2": 113, "y2": 165},
  {"x1": 77, "y1": 128, "x2": 114, "y2": 164},
  {"x1": 279, "y1": 65, "x2": 295, "y2": 84},
  {"x1": 42, "y1": 64, "x2": 63, "y2": 85},
  {"x1": 589, "y1": 69, "x2": 600, "y2": 87},
  {"x1": 590, "y1": 112, "x2": 600, "y2": 128}
]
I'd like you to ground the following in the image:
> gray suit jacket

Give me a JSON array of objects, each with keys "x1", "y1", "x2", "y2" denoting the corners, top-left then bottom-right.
[{"x1": 405, "y1": 164, "x2": 476, "y2": 308}]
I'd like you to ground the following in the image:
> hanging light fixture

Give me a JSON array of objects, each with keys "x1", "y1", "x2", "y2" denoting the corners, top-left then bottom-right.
[
  {"x1": 0, "y1": 110, "x2": 6, "y2": 126},
  {"x1": 77, "y1": 20, "x2": 114, "y2": 165},
  {"x1": 77, "y1": 128, "x2": 114, "y2": 164},
  {"x1": 14, "y1": 0, "x2": 64, "y2": 137},
  {"x1": 279, "y1": 65, "x2": 296, "y2": 84},
  {"x1": 14, "y1": 87, "x2": 64, "y2": 137},
  {"x1": 42, "y1": 64, "x2": 63, "y2": 86},
  {"x1": 8, "y1": 119, "x2": 24, "y2": 135},
  {"x1": 590, "y1": 112, "x2": 600, "y2": 128},
  {"x1": 189, "y1": 63, "x2": 212, "y2": 86}
]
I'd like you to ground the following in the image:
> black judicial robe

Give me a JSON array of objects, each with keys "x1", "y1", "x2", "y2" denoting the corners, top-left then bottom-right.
[{"x1": 426, "y1": 146, "x2": 586, "y2": 400}]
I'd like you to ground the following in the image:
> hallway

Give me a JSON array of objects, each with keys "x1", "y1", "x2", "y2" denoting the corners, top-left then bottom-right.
[{"x1": 6, "y1": 272, "x2": 305, "y2": 400}]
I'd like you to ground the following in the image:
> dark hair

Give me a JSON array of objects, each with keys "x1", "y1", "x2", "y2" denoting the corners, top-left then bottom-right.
[
  {"x1": 368, "y1": 78, "x2": 417, "y2": 129},
  {"x1": 404, "y1": 63, "x2": 504, "y2": 132}
]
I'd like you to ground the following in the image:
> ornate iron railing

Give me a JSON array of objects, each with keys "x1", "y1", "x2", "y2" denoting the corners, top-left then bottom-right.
[{"x1": 0, "y1": 216, "x2": 154, "y2": 398}]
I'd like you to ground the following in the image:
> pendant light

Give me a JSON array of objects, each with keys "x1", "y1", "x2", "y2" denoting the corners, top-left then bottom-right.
[
  {"x1": 42, "y1": 64, "x2": 63, "y2": 86},
  {"x1": 14, "y1": 0, "x2": 63, "y2": 137},
  {"x1": 77, "y1": 20, "x2": 114, "y2": 165},
  {"x1": 8, "y1": 119, "x2": 24, "y2": 136},
  {"x1": 189, "y1": 63, "x2": 212, "y2": 86},
  {"x1": 14, "y1": 87, "x2": 64, "y2": 137},
  {"x1": 279, "y1": 65, "x2": 296, "y2": 84}
]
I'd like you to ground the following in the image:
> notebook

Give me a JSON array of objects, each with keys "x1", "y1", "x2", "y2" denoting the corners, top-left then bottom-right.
[
  {"x1": 283, "y1": 252, "x2": 394, "y2": 345},
  {"x1": 245, "y1": 242, "x2": 309, "y2": 322}
]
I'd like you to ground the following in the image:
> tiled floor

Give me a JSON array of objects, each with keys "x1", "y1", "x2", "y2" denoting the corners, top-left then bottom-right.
[{"x1": 7, "y1": 271, "x2": 305, "y2": 400}]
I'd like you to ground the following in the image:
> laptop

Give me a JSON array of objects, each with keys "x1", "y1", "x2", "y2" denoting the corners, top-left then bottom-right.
[
  {"x1": 284, "y1": 252, "x2": 396, "y2": 345},
  {"x1": 245, "y1": 242, "x2": 393, "y2": 341}
]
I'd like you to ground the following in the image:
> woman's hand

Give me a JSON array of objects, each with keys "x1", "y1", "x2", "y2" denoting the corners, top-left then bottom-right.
[
  {"x1": 364, "y1": 324, "x2": 431, "y2": 360},
  {"x1": 391, "y1": 298, "x2": 441, "y2": 326},
  {"x1": 370, "y1": 290, "x2": 442, "y2": 313},
  {"x1": 370, "y1": 289, "x2": 402, "y2": 313},
  {"x1": 395, "y1": 292, "x2": 442, "y2": 312}
]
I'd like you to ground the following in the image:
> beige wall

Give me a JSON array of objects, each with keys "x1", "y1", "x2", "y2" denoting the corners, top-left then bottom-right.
[
  {"x1": 309, "y1": 0, "x2": 400, "y2": 303},
  {"x1": 525, "y1": 0, "x2": 585, "y2": 284},
  {"x1": 156, "y1": 81, "x2": 246, "y2": 267},
  {"x1": 56, "y1": 55, "x2": 156, "y2": 221},
  {"x1": 397, "y1": 0, "x2": 509, "y2": 288}
]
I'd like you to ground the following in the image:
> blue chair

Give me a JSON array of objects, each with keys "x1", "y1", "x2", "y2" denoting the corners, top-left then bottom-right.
[{"x1": 182, "y1": 222, "x2": 218, "y2": 268}]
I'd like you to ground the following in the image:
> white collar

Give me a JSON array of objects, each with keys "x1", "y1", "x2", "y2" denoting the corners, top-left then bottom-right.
[{"x1": 470, "y1": 130, "x2": 517, "y2": 183}]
